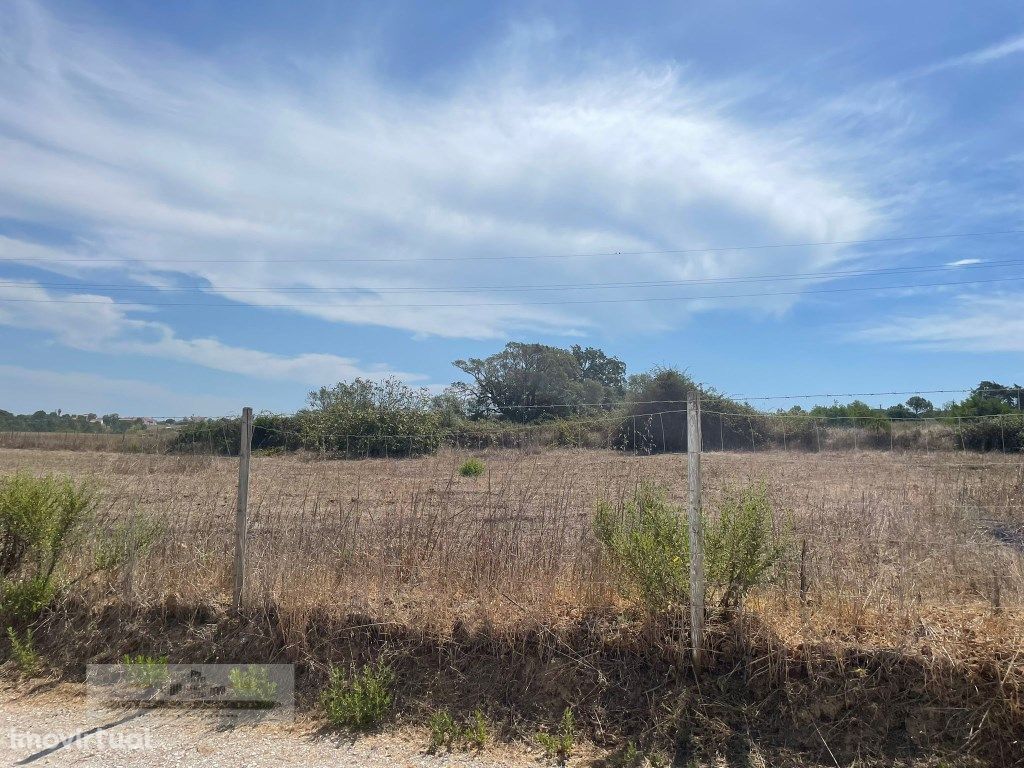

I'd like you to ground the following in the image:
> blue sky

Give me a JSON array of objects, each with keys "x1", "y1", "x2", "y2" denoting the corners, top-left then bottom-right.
[{"x1": 1, "y1": 0, "x2": 1022, "y2": 416}]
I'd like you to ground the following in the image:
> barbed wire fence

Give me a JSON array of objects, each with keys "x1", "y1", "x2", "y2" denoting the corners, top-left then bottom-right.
[{"x1": 0, "y1": 392, "x2": 1021, "y2": 653}]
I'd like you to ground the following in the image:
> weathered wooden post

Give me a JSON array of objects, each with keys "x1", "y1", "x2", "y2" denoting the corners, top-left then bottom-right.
[
  {"x1": 233, "y1": 407, "x2": 253, "y2": 611},
  {"x1": 687, "y1": 391, "x2": 706, "y2": 670}
]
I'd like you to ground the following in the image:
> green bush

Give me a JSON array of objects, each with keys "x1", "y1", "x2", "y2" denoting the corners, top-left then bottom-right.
[
  {"x1": 228, "y1": 665, "x2": 279, "y2": 707},
  {"x1": 122, "y1": 654, "x2": 169, "y2": 689},
  {"x1": 704, "y1": 483, "x2": 787, "y2": 607},
  {"x1": 5, "y1": 626, "x2": 41, "y2": 675},
  {"x1": 169, "y1": 415, "x2": 303, "y2": 456},
  {"x1": 617, "y1": 369, "x2": 771, "y2": 453},
  {"x1": 595, "y1": 483, "x2": 689, "y2": 612},
  {"x1": 304, "y1": 377, "x2": 446, "y2": 457},
  {"x1": 595, "y1": 481, "x2": 787, "y2": 613},
  {"x1": 0, "y1": 576, "x2": 54, "y2": 623},
  {"x1": 536, "y1": 707, "x2": 575, "y2": 762},
  {"x1": 428, "y1": 709, "x2": 459, "y2": 751},
  {"x1": 428, "y1": 708, "x2": 490, "y2": 751},
  {"x1": 320, "y1": 660, "x2": 394, "y2": 730},
  {"x1": 955, "y1": 415, "x2": 1024, "y2": 452},
  {"x1": 458, "y1": 458, "x2": 486, "y2": 477},
  {"x1": 0, "y1": 473, "x2": 95, "y2": 621},
  {"x1": 465, "y1": 708, "x2": 490, "y2": 749}
]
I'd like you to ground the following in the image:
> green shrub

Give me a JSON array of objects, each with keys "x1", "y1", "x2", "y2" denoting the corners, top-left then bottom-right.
[
  {"x1": 595, "y1": 481, "x2": 787, "y2": 613},
  {"x1": 617, "y1": 369, "x2": 772, "y2": 453},
  {"x1": 0, "y1": 576, "x2": 55, "y2": 623},
  {"x1": 304, "y1": 377, "x2": 445, "y2": 457},
  {"x1": 5, "y1": 626, "x2": 41, "y2": 675},
  {"x1": 607, "y1": 741, "x2": 643, "y2": 767},
  {"x1": 955, "y1": 415, "x2": 1024, "y2": 452},
  {"x1": 458, "y1": 458, "x2": 486, "y2": 477},
  {"x1": 536, "y1": 707, "x2": 575, "y2": 762},
  {"x1": 228, "y1": 665, "x2": 279, "y2": 707},
  {"x1": 465, "y1": 708, "x2": 490, "y2": 749},
  {"x1": 169, "y1": 415, "x2": 304, "y2": 456},
  {"x1": 0, "y1": 473, "x2": 95, "y2": 579},
  {"x1": 704, "y1": 483, "x2": 787, "y2": 607},
  {"x1": 0, "y1": 473, "x2": 95, "y2": 622},
  {"x1": 320, "y1": 660, "x2": 394, "y2": 730},
  {"x1": 595, "y1": 483, "x2": 689, "y2": 612},
  {"x1": 122, "y1": 654, "x2": 169, "y2": 689},
  {"x1": 427, "y1": 707, "x2": 490, "y2": 751},
  {"x1": 428, "y1": 709, "x2": 459, "y2": 751}
]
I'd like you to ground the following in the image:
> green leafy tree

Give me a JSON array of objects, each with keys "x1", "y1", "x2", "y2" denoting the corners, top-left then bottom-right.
[
  {"x1": 905, "y1": 396, "x2": 933, "y2": 415},
  {"x1": 453, "y1": 342, "x2": 626, "y2": 422}
]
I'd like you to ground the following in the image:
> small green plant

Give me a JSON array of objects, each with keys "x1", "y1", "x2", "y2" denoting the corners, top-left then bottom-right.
[
  {"x1": 6, "y1": 626, "x2": 41, "y2": 675},
  {"x1": 459, "y1": 457, "x2": 486, "y2": 477},
  {"x1": 428, "y1": 709, "x2": 459, "y2": 751},
  {"x1": 121, "y1": 654, "x2": 169, "y2": 689},
  {"x1": 320, "y1": 660, "x2": 394, "y2": 729},
  {"x1": 607, "y1": 741, "x2": 643, "y2": 767},
  {"x1": 536, "y1": 707, "x2": 575, "y2": 762},
  {"x1": 427, "y1": 707, "x2": 490, "y2": 751},
  {"x1": 228, "y1": 665, "x2": 279, "y2": 707},
  {"x1": 465, "y1": 708, "x2": 490, "y2": 749}
]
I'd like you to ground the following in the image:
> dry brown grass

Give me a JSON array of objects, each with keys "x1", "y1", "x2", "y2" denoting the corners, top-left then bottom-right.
[
  {"x1": 1, "y1": 445, "x2": 1020, "y2": 628},
  {"x1": 2, "y1": 444, "x2": 1022, "y2": 763},
  {"x1": 0, "y1": 430, "x2": 174, "y2": 453}
]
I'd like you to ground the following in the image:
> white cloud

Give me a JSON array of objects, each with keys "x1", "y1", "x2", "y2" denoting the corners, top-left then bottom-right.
[
  {"x1": 915, "y1": 33, "x2": 1024, "y2": 77},
  {"x1": 947, "y1": 258, "x2": 982, "y2": 266},
  {"x1": 0, "y1": 1, "x2": 881, "y2": 340},
  {"x1": 851, "y1": 293, "x2": 1024, "y2": 352},
  {"x1": 0, "y1": 283, "x2": 423, "y2": 385},
  {"x1": 0, "y1": 365, "x2": 237, "y2": 416}
]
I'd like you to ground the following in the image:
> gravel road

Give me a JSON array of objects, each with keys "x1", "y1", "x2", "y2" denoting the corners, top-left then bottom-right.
[{"x1": 0, "y1": 684, "x2": 536, "y2": 768}]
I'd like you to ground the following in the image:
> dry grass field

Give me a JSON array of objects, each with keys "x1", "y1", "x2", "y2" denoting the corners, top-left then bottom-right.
[
  {"x1": 3, "y1": 444, "x2": 1022, "y2": 763},
  {"x1": 1, "y1": 445, "x2": 1020, "y2": 636}
]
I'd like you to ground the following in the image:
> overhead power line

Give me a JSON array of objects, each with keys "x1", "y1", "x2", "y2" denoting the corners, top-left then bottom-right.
[
  {"x1": 0, "y1": 274, "x2": 1021, "y2": 309},
  {"x1": 1, "y1": 228, "x2": 1023, "y2": 265},
  {"x1": 2, "y1": 257, "x2": 1022, "y2": 295}
]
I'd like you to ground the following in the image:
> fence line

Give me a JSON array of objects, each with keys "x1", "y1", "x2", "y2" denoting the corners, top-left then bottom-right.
[{"x1": 214, "y1": 395, "x2": 1021, "y2": 659}]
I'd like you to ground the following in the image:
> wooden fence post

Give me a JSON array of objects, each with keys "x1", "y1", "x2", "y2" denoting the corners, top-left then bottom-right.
[
  {"x1": 687, "y1": 392, "x2": 706, "y2": 670},
  {"x1": 233, "y1": 407, "x2": 254, "y2": 611}
]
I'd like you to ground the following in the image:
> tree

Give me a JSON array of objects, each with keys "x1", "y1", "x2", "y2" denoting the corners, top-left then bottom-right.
[
  {"x1": 570, "y1": 345, "x2": 626, "y2": 393},
  {"x1": 886, "y1": 403, "x2": 915, "y2": 420},
  {"x1": 974, "y1": 381, "x2": 1022, "y2": 410},
  {"x1": 905, "y1": 396, "x2": 933, "y2": 415},
  {"x1": 453, "y1": 342, "x2": 626, "y2": 422}
]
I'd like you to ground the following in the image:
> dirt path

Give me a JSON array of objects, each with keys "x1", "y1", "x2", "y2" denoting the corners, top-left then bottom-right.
[{"x1": 0, "y1": 684, "x2": 534, "y2": 768}]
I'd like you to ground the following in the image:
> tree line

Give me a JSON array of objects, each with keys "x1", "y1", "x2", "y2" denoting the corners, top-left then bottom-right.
[
  {"x1": 166, "y1": 342, "x2": 1023, "y2": 456},
  {"x1": 0, "y1": 410, "x2": 163, "y2": 434}
]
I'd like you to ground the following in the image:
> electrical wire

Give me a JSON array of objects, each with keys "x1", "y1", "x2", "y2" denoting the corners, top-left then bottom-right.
[
  {"x1": 2, "y1": 228, "x2": 1023, "y2": 265},
  {"x1": 2, "y1": 257, "x2": 1022, "y2": 295},
  {"x1": 1, "y1": 274, "x2": 1022, "y2": 309}
]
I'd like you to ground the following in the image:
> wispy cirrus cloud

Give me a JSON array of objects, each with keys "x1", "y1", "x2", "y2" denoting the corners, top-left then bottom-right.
[
  {"x1": 851, "y1": 293, "x2": 1024, "y2": 352},
  {"x1": 913, "y1": 32, "x2": 1024, "y2": 77},
  {"x1": 0, "y1": 0, "x2": 884, "y2": 342}
]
